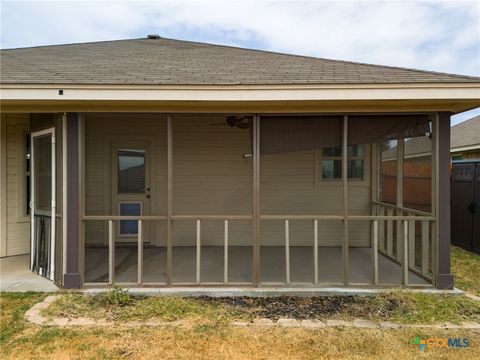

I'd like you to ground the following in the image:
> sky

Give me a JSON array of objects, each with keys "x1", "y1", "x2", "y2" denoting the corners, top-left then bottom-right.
[{"x1": 1, "y1": 0, "x2": 479, "y2": 124}]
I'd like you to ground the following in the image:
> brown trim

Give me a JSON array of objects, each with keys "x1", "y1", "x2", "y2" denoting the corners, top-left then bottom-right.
[
  {"x1": 436, "y1": 112, "x2": 454, "y2": 289},
  {"x1": 63, "y1": 113, "x2": 81, "y2": 289},
  {"x1": 342, "y1": 115, "x2": 349, "y2": 286},
  {"x1": 166, "y1": 115, "x2": 173, "y2": 285},
  {"x1": 253, "y1": 115, "x2": 261, "y2": 285}
]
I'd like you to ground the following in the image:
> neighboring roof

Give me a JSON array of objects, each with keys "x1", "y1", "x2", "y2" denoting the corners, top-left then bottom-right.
[
  {"x1": 1, "y1": 36, "x2": 479, "y2": 86},
  {"x1": 382, "y1": 115, "x2": 480, "y2": 159},
  {"x1": 451, "y1": 115, "x2": 480, "y2": 149}
]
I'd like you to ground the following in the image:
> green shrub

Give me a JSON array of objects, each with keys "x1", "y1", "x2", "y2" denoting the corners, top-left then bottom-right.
[{"x1": 101, "y1": 284, "x2": 131, "y2": 307}]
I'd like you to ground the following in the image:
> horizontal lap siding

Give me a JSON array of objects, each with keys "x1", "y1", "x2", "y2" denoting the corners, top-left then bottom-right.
[
  {"x1": 84, "y1": 115, "x2": 371, "y2": 247},
  {"x1": 173, "y1": 117, "x2": 252, "y2": 245},
  {"x1": 5, "y1": 114, "x2": 30, "y2": 256},
  {"x1": 261, "y1": 150, "x2": 370, "y2": 246},
  {"x1": 84, "y1": 114, "x2": 167, "y2": 246}
]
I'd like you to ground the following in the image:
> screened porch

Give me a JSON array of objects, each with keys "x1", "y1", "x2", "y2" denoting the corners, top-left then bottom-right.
[{"x1": 80, "y1": 113, "x2": 437, "y2": 288}]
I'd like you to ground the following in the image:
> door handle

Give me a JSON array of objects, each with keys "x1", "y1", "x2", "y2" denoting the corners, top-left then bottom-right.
[{"x1": 468, "y1": 201, "x2": 476, "y2": 214}]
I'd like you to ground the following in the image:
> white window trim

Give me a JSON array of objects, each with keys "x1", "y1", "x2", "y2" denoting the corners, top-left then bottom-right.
[{"x1": 314, "y1": 144, "x2": 371, "y2": 187}]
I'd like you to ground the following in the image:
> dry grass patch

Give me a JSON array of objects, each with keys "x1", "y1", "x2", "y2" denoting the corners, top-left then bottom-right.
[
  {"x1": 0, "y1": 292, "x2": 46, "y2": 343},
  {"x1": 41, "y1": 290, "x2": 480, "y2": 325},
  {"x1": 4, "y1": 325, "x2": 480, "y2": 360},
  {"x1": 452, "y1": 246, "x2": 480, "y2": 296},
  {"x1": 41, "y1": 292, "x2": 246, "y2": 324}
]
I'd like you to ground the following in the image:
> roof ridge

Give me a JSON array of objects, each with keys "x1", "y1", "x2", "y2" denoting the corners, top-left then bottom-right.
[{"x1": 1, "y1": 36, "x2": 479, "y2": 81}]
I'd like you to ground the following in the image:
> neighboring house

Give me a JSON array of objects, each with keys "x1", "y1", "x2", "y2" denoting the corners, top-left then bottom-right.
[
  {"x1": 1, "y1": 36, "x2": 480, "y2": 291},
  {"x1": 451, "y1": 116, "x2": 480, "y2": 160}
]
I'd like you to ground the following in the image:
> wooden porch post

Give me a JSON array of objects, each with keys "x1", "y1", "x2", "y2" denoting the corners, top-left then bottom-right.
[
  {"x1": 166, "y1": 115, "x2": 173, "y2": 285},
  {"x1": 0, "y1": 115, "x2": 6, "y2": 258},
  {"x1": 342, "y1": 115, "x2": 349, "y2": 286},
  {"x1": 63, "y1": 113, "x2": 81, "y2": 289},
  {"x1": 396, "y1": 138, "x2": 404, "y2": 263},
  {"x1": 253, "y1": 114, "x2": 261, "y2": 285},
  {"x1": 436, "y1": 112, "x2": 454, "y2": 289}
]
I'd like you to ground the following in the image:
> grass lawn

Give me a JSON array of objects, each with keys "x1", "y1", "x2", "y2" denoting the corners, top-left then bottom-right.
[
  {"x1": 452, "y1": 246, "x2": 480, "y2": 296},
  {"x1": 1, "y1": 247, "x2": 479, "y2": 359},
  {"x1": 41, "y1": 291, "x2": 480, "y2": 325},
  {"x1": 1, "y1": 292, "x2": 480, "y2": 360}
]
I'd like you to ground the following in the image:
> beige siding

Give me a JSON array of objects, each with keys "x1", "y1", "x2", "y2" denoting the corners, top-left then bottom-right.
[
  {"x1": 4, "y1": 114, "x2": 30, "y2": 256},
  {"x1": 84, "y1": 114, "x2": 371, "y2": 247}
]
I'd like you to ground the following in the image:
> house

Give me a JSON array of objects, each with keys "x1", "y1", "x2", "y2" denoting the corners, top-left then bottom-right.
[
  {"x1": 451, "y1": 116, "x2": 480, "y2": 160},
  {"x1": 1, "y1": 36, "x2": 480, "y2": 290}
]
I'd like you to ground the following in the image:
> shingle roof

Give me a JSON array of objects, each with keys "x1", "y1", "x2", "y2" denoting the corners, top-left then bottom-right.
[
  {"x1": 1, "y1": 37, "x2": 479, "y2": 85},
  {"x1": 451, "y1": 115, "x2": 480, "y2": 149}
]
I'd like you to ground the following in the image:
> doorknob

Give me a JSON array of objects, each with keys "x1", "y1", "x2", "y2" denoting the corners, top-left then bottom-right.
[{"x1": 146, "y1": 195, "x2": 151, "y2": 199}]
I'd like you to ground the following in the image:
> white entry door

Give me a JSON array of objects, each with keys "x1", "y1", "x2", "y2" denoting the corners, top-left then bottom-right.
[
  {"x1": 111, "y1": 141, "x2": 151, "y2": 243},
  {"x1": 30, "y1": 128, "x2": 56, "y2": 280}
]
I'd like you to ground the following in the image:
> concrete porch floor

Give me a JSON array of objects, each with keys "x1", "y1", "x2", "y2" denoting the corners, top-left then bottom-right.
[
  {"x1": 85, "y1": 246, "x2": 430, "y2": 286},
  {"x1": 0, "y1": 255, "x2": 59, "y2": 292}
]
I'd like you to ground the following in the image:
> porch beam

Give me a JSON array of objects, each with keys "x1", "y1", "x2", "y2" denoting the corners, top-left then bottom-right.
[
  {"x1": 342, "y1": 115, "x2": 349, "y2": 286},
  {"x1": 436, "y1": 112, "x2": 454, "y2": 289},
  {"x1": 63, "y1": 113, "x2": 81, "y2": 289}
]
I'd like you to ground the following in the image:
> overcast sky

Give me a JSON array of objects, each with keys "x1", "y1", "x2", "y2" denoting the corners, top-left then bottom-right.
[{"x1": 1, "y1": 0, "x2": 479, "y2": 124}]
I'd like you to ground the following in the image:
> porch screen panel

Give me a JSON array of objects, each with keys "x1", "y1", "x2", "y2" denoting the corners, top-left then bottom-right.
[
  {"x1": 172, "y1": 115, "x2": 253, "y2": 284},
  {"x1": 83, "y1": 114, "x2": 168, "y2": 284},
  {"x1": 260, "y1": 116, "x2": 344, "y2": 284}
]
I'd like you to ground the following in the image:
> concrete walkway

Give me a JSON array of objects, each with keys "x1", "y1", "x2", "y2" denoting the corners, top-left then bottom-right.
[{"x1": 0, "y1": 255, "x2": 59, "y2": 292}]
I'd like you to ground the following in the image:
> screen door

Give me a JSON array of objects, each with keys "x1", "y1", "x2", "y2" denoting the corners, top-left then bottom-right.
[{"x1": 30, "y1": 128, "x2": 56, "y2": 280}]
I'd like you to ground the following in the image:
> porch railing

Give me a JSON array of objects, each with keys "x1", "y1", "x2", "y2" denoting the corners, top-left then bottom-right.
[
  {"x1": 82, "y1": 211, "x2": 435, "y2": 288},
  {"x1": 372, "y1": 201, "x2": 435, "y2": 282}
]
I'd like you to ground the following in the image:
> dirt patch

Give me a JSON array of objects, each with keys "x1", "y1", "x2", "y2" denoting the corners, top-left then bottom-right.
[{"x1": 196, "y1": 296, "x2": 400, "y2": 320}]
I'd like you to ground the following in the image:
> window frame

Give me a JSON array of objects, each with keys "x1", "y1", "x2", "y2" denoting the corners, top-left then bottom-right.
[{"x1": 314, "y1": 144, "x2": 370, "y2": 187}]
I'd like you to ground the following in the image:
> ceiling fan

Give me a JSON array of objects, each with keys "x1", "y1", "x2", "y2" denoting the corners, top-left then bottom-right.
[{"x1": 210, "y1": 116, "x2": 250, "y2": 129}]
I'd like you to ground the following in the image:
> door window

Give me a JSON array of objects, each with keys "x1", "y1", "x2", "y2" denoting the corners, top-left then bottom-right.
[{"x1": 118, "y1": 149, "x2": 145, "y2": 193}]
